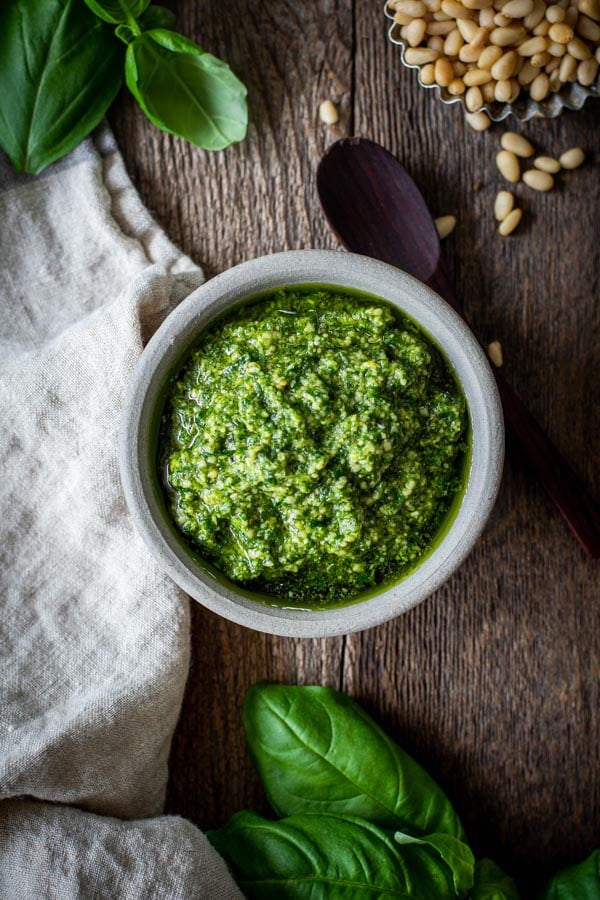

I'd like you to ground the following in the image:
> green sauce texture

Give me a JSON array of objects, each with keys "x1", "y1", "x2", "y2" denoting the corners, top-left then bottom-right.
[{"x1": 161, "y1": 288, "x2": 468, "y2": 607}]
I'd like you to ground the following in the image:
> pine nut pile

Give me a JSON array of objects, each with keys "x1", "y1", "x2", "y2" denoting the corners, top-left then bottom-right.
[{"x1": 387, "y1": 0, "x2": 600, "y2": 113}]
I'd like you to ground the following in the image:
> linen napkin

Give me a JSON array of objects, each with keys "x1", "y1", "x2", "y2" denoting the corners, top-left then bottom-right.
[{"x1": 0, "y1": 126, "x2": 243, "y2": 899}]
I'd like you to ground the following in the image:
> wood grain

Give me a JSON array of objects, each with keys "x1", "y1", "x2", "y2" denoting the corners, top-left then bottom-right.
[{"x1": 111, "y1": 0, "x2": 599, "y2": 887}]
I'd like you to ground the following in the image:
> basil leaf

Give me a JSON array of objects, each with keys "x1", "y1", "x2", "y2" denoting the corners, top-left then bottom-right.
[
  {"x1": 83, "y1": 0, "x2": 151, "y2": 26},
  {"x1": 209, "y1": 812, "x2": 461, "y2": 899},
  {"x1": 468, "y1": 859, "x2": 520, "y2": 899},
  {"x1": 115, "y1": 7, "x2": 175, "y2": 45},
  {"x1": 0, "y1": 0, "x2": 123, "y2": 174},
  {"x1": 540, "y1": 850, "x2": 600, "y2": 899},
  {"x1": 125, "y1": 29, "x2": 247, "y2": 151},
  {"x1": 244, "y1": 684, "x2": 465, "y2": 839},
  {"x1": 395, "y1": 831, "x2": 475, "y2": 896}
]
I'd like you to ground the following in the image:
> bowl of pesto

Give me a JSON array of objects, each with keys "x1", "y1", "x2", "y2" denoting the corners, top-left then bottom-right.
[{"x1": 120, "y1": 250, "x2": 503, "y2": 637}]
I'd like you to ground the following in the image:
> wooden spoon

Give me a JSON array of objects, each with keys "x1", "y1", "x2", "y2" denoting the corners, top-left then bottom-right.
[{"x1": 317, "y1": 136, "x2": 600, "y2": 558}]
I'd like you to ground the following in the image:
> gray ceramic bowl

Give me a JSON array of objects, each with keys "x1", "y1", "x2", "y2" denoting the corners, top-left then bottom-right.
[{"x1": 120, "y1": 250, "x2": 504, "y2": 637}]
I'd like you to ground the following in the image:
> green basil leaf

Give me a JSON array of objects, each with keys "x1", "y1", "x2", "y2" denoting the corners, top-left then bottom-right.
[
  {"x1": 125, "y1": 29, "x2": 247, "y2": 151},
  {"x1": 208, "y1": 812, "x2": 461, "y2": 899},
  {"x1": 469, "y1": 859, "x2": 520, "y2": 899},
  {"x1": 244, "y1": 684, "x2": 465, "y2": 839},
  {"x1": 83, "y1": 0, "x2": 150, "y2": 26},
  {"x1": 395, "y1": 831, "x2": 475, "y2": 896},
  {"x1": 540, "y1": 850, "x2": 600, "y2": 899},
  {"x1": 0, "y1": 0, "x2": 123, "y2": 174}
]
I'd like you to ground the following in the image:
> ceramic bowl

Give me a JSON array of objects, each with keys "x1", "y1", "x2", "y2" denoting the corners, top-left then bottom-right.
[{"x1": 119, "y1": 250, "x2": 504, "y2": 637}]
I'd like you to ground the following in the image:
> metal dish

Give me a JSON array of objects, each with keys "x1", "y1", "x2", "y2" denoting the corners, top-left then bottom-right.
[{"x1": 385, "y1": 1, "x2": 600, "y2": 121}]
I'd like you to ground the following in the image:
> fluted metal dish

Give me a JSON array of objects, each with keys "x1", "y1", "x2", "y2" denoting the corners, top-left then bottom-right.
[{"x1": 385, "y1": 1, "x2": 600, "y2": 121}]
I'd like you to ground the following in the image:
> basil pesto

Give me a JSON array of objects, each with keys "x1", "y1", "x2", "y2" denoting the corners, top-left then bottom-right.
[{"x1": 160, "y1": 289, "x2": 468, "y2": 607}]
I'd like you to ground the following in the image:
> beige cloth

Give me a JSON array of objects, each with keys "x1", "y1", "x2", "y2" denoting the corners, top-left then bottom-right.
[{"x1": 0, "y1": 127, "x2": 243, "y2": 899}]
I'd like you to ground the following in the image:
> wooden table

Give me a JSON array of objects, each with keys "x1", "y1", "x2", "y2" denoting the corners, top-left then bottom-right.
[{"x1": 111, "y1": 1, "x2": 599, "y2": 888}]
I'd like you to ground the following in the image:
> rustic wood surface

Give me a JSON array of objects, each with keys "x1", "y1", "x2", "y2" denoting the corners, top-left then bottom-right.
[{"x1": 111, "y1": 0, "x2": 599, "y2": 888}]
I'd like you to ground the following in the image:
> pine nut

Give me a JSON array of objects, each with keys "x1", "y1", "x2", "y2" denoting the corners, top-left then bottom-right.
[
  {"x1": 529, "y1": 70, "x2": 550, "y2": 96},
  {"x1": 481, "y1": 78, "x2": 498, "y2": 99},
  {"x1": 579, "y1": 0, "x2": 600, "y2": 21},
  {"x1": 496, "y1": 149, "x2": 521, "y2": 181},
  {"x1": 495, "y1": 12, "x2": 512, "y2": 25},
  {"x1": 488, "y1": 341, "x2": 504, "y2": 366},
  {"x1": 531, "y1": 50, "x2": 552, "y2": 65},
  {"x1": 533, "y1": 18, "x2": 551, "y2": 34},
  {"x1": 519, "y1": 59, "x2": 539, "y2": 81},
  {"x1": 395, "y1": 0, "x2": 428, "y2": 15},
  {"x1": 457, "y1": 17, "x2": 480, "y2": 39},
  {"x1": 449, "y1": 75, "x2": 467, "y2": 91},
  {"x1": 492, "y1": 49, "x2": 519, "y2": 76},
  {"x1": 427, "y1": 20, "x2": 457, "y2": 33},
  {"x1": 503, "y1": 0, "x2": 534, "y2": 16},
  {"x1": 480, "y1": 6, "x2": 497, "y2": 26},
  {"x1": 524, "y1": 0, "x2": 546, "y2": 27},
  {"x1": 454, "y1": 59, "x2": 468, "y2": 73},
  {"x1": 494, "y1": 77, "x2": 513, "y2": 99},
  {"x1": 546, "y1": 55, "x2": 562, "y2": 71},
  {"x1": 548, "y1": 68, "x2": 562, "y2": 89},
  {"x1": 479, "y1": 44, "x2": 504, "y2": 67},
  {"x1": 490, "y1": 24, "x2": 526, "y2": 43},
  {"x1": 444, "y1": 27, "x2": 465, "y2": 53},
  {"x1": 404, "y1": 47, "x2": 441, "y2": 63},
  {"x1": 498, "y1": 207, "x2": 523, "y2": 235},
  {"x1": 523, "y1": 169, "x2": 554, "y2": 190},
  {"x1": 462, "y1": 0, "x2": 495, "y2": 7},
  {"x1": 406, "y1": 17, "x2": 428, "y2": 44},
  {"x1": 420, "y1": 62, "x2": 437, "y2": 83},
  {"x1": 534, "y1": 155, "x2": 561, "y2": 172},
  {"x1": 435, "y1": 215, "x2": 457, "y2": 237},
  {"x1": 559, "y1": 52, "x2": 578, "y2": 78},
  {"x1": 501, "y1": 131, "x2": 535, "y2": 156},
  {"x1": 466, "y1": 84, "x2": 485, "y2": 107},
  {"x1": 567, "y1": 36, "x2": 592, "y2": 57},
  {"x1": 428, "y1": 35, "x2": 445, "y2": 50},
  {"x1": 577, "y1": 14, "x2": 600, "y2": 40},
  {"x1": 494, "y1": 190, "x2": 515, "y2": 220},
  {"x1": 547, "y1": 41, "x2": 568, "y2": 55},
  {"x1": 435, "y1": 57, "x2": 455, "y2": 83},
  {"x1": 442, "y1": 0, "x2": 475, "y2": 16},
  {"x1": 596, "y1": 47, "x2": 600, "y2": 63},
  {"x1": 559, "y1": 146, "x2": 585, "y2": 168},
  {"x1": 471, "y1": 25, "x2": 490, "y2": 46},
  {"x1": 577, "y1": 56, "x2": 599, "y2": 82},
  {"x1": 518, "y1": 35, "x2": 549, "y2": 54},
  {"x1": 548, "y1": 21, "x2": 574, "y2": 41},
  {"x1": 546, "y1": 3, "x2": 566, "y2": 21},
  {"x1": 394, "y1": 11, "x2": 414, "y2": 24},
  {"x1": 564, "y1": 6, "x2": 578, "y2": 26},
  {"x1": 319, "y1": 100, "x2": 339, "y2": 124},
  {"x1": 459, "y1": 42, "x2": 484, "y2": 59},
  {"x1": 464, "y1": 66, "x2": 494, "y2": 82},
  {"x1": 465, "y1": 110, "x2": 492, "y2": 128}
]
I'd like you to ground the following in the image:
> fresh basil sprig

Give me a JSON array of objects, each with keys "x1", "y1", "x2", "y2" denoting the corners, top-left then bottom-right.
[
  {"x1": 243, "y1": 683, "x2": 466, "y2": 839},
  {"x1": 209, "y1": 812, "x2": 472, "y2": 900},
  {"x1": 0, "y1": 0, "x2": 123, "y2": 174},
  {"x1": 0, "y1": 0, "x2": 247, "y2": 175}
]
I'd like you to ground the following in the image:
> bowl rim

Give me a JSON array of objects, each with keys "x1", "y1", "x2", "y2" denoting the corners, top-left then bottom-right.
[{"x1": 119, "y1": 250, "x2": 504, "y2": 637}]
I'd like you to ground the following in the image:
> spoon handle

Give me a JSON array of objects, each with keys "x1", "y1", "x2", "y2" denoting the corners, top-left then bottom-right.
[{"x1": 428, "y1": 264, "x2": 600, "y2": 559}]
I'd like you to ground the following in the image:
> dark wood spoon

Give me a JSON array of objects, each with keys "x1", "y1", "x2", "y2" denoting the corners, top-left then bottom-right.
[{"x1": 317, "y1": 136, "x2": 600, "y2": 558}]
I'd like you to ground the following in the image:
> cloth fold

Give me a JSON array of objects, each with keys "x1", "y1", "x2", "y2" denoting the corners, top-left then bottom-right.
[{"x1": 0, "y1": 127, "x2": 243, "y2": 899}]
